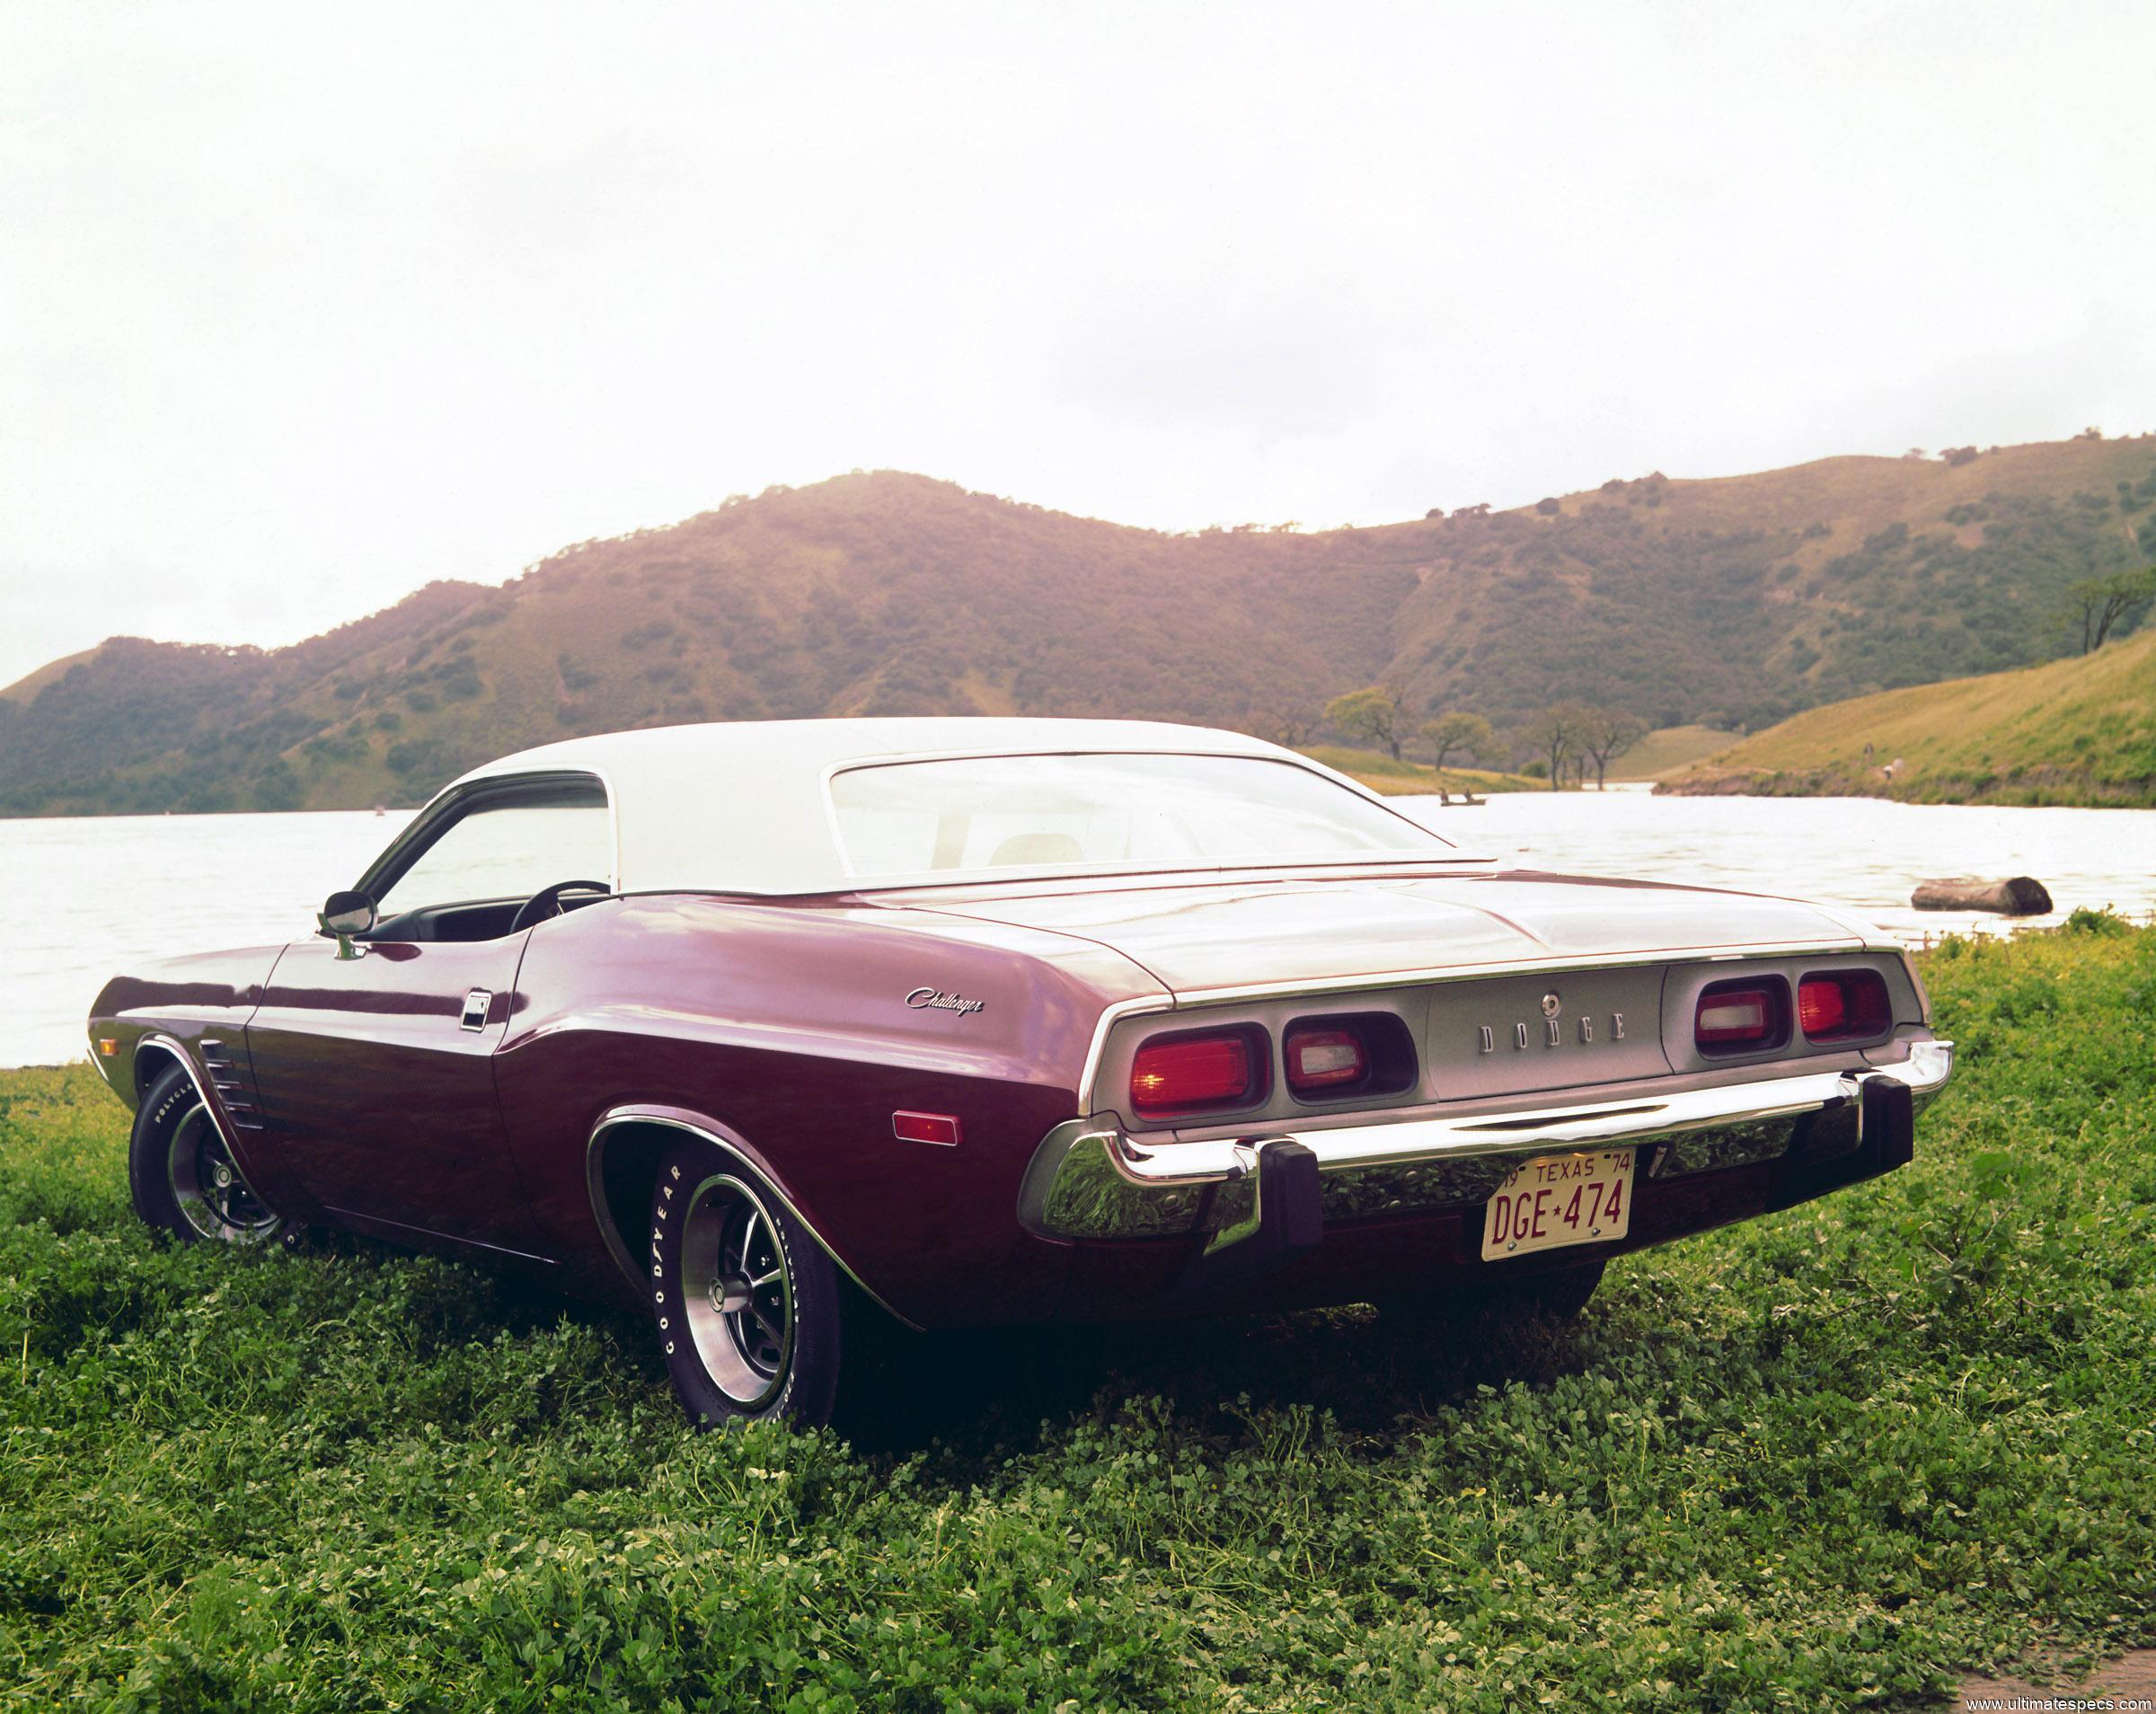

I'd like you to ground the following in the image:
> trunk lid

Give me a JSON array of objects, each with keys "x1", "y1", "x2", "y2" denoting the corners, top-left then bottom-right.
[{"x1": 885, "y1": 866, "x2": 1862, "y2": 997}]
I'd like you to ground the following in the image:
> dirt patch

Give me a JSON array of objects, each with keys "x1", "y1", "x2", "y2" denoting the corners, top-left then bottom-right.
[{"x1": 1954, "y1": 1648, "x2": 2156, "y2": 1709}]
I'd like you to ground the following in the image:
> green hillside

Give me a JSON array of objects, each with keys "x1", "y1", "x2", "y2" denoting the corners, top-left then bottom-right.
[
  {"x1": 1378, "y1": 437, "x2": 2156, "y2": 735},
  {"x1": 1658, "y1": 629, "x2": 2156, "y2": 806},
  {"x1": 4, "y1": 436, "x2": 2154, "y2": 815},
  {"x1": 1605, "y1": 724, "x2": 1743, "y2": 782}
]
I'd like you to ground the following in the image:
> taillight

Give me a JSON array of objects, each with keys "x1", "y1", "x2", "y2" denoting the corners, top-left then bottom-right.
[
  {"x1": 1798, "y1": 970, "x2": 1891, "y2": 1041},
  {"x1": 1694, "y1": 979, "x2": 1789, "y2": 1054},
  {"x1": 1285, "y1": 1025, "x2": 1368, "y2": 1093},
  {"x1": 1129, "y1": 1028, "x2": 1264, "y2": 1118}
]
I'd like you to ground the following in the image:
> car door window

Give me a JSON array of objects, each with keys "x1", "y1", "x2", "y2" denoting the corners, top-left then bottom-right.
[{"x1": 376, "y1": 783, "x2": 612, "y2": 917}]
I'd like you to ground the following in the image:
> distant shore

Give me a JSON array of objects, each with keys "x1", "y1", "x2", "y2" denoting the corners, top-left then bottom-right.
[
  {"x1": 1296, "y1": 747, "x2": 1542, "y2": 797},
  {"x1": 1655, "y1": 764, "x2": 2156, "y2": 809}
]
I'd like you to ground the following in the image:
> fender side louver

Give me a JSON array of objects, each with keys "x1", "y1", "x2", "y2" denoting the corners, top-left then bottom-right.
[{"x1": 198, "y1": 1038, "x2": 266, "y2": 1132}]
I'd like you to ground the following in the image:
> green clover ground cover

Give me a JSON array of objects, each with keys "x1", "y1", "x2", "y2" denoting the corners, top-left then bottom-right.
[{"x1": 2, "y1": 921, "x2": 2152, "y2": 1710}]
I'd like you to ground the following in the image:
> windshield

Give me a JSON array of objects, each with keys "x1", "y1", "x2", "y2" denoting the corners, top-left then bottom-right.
[{"x1": 826, "y1": 752, "x2": 1448, "y2": 879}]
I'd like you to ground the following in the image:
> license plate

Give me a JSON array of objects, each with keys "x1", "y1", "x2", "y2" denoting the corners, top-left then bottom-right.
[{"x1": 1480, "y1": 1148, "x2": 1635, "y2": 1260}]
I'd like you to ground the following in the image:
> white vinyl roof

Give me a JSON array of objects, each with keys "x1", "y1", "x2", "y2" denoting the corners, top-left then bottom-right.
[{"x1": 447, "y1": 717, "x2": 1432, "y2": 896}]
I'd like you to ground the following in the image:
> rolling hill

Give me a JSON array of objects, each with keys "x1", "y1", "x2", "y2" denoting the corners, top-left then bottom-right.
[
  {"x1": 1657, "y1": 628, "x2": 2156, "y2": 807},
  {"x1": 4, "y1": 435, "x2": 2154, "y2": 815},
  {"x1": 1604, "y1": 724, "x2": 1743, "y2": 782}
]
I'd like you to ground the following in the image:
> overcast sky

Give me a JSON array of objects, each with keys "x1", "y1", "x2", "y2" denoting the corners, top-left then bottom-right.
[{"x1": 3, "y1": 2, "x2": 2152, "y2": 688}]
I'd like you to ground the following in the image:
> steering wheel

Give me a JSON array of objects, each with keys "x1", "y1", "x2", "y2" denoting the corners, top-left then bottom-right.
[{"x1": 509, "y1": 879, "x2": 612, "y2": 934}]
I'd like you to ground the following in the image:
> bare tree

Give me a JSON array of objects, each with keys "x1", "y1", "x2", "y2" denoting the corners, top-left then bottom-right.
[
  {"x1": 1245, "y1": 694, "x2": 1320, "y2": 749},
  {"x1": 1577, "y1": 707, "x2": 1650, "y2": 789},
  {"x1": 1519, "y1": 703, "x2": 1590, "y2": 791}
]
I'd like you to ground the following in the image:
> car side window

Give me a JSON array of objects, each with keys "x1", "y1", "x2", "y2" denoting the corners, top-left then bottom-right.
[{"x1": 375, "y1": 782, "x2": 612, "y2": 918}]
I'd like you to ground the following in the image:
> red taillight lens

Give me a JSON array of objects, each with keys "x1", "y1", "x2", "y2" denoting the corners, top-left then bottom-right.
[
  {"x1": 1798, "y1": 970, "x2": 1891, "y2": 1041},
  {"x1": 1694, "y1": 981, "x2": 1787, "y2": 1052},
  {"x1": 1130, "y1": 1029, "x2": 1261, "y2": 1118},
  {"x1": 1285, "y1": 1025, "x2": 1368, "y2": 1093}
]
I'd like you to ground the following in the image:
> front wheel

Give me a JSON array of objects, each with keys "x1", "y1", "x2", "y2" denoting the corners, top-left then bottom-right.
[
  {"x1": 128, "y1": 1063, "x2": 287, "y2": 1246},
  {"x1": 648, "y1": 1137, "x2": 846, "y2": 1428}
]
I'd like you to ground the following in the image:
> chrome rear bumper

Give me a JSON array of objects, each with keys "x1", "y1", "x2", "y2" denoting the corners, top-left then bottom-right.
[{"x1": 1019, "y1": 1038, "x2": 1954, "y2": 1250}]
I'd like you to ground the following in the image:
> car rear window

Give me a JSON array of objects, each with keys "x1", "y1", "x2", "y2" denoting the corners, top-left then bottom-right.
[{"x1": 827, "y1": 753, "x2": 1445, "y2": 879}]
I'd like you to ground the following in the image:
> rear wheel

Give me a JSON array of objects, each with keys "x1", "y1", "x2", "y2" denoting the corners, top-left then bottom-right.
[
  {"x1": 648, "y1": 1137, "x2": 846, "y2": 1428},
  {"x1": 128, "y1": 1063, "x2": 286, "y2": 1246}
]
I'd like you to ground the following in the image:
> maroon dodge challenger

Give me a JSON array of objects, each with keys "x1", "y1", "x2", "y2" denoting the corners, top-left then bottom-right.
[{"x1": 88, "y1": 719, "x2": 1954, "y2": 1427}]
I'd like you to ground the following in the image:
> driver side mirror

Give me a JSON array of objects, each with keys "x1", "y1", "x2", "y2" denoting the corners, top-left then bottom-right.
[{"x1": 319, "y1": 889, "x2": 376, "y2": 959}]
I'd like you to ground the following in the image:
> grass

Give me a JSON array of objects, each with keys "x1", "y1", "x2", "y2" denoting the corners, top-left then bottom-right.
[
  {"x1": 3, "y1": 921, "x2": 2154, "y2": 1709},
  {"x1": 1661, "y1": 630, "x2": 2156, "y2": 806}
]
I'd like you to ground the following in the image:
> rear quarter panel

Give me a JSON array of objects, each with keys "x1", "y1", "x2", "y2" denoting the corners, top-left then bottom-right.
[{"x1": 495, "y1": 894, "x2": 1162, "y2": 1326}]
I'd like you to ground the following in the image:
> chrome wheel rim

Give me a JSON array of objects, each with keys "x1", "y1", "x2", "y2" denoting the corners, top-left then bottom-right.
[
  {"x1": 678, "y1": 1173, "x2": 792, "y2": 1409},
  {"x1": 165, "y1": 1099, "x2": 282, "y2": 1243}
]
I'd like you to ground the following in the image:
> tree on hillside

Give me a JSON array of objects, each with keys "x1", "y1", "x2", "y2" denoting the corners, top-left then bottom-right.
[
  {"x1": 1245, "y1": 694, "x2": 1320, "y2": 749},
  {"x1": 1577, "y1": 707, "x2": 1649, "y2": 789},
  {"x1": 1518, "y1": 703, "x2": 1591, "y2": 791},
  {"x1": 1326, "y1": 681, "x2": 1415, "y2": 759},
  {"x1": 2064, "y1": 568, "x2": 2156, "y2": 654},
  {"x1": 1420, "y1": 711, "x2": 1495, "y2": 772}
]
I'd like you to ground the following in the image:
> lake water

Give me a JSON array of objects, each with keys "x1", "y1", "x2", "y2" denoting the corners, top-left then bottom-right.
[{"x1": 4, "y1": 791, "x2": 2152, "y2": 1068}]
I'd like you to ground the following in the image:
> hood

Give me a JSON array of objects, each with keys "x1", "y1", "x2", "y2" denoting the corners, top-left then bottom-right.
[{"x1": 887, "y1": 867, "x2": 1866, "y2": 997}]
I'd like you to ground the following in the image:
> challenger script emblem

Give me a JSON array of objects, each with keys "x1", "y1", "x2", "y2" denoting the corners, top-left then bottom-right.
[{"x1": 906, "y1": 987, "x2": 985, "y2": 1015}]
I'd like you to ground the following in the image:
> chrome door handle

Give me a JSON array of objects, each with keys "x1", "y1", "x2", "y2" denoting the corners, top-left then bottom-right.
[{"x1": 460, "y1": 989, "x2": 492, "y2": 1031}]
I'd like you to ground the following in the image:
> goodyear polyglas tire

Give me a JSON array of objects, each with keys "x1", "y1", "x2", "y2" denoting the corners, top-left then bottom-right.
[
  {"x1": 128, "y1": 1062, "x2": 286, "y2": 1246},
  {"x1": 648, "y1": 1137, "x2": 844, "y2": 1428}
]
